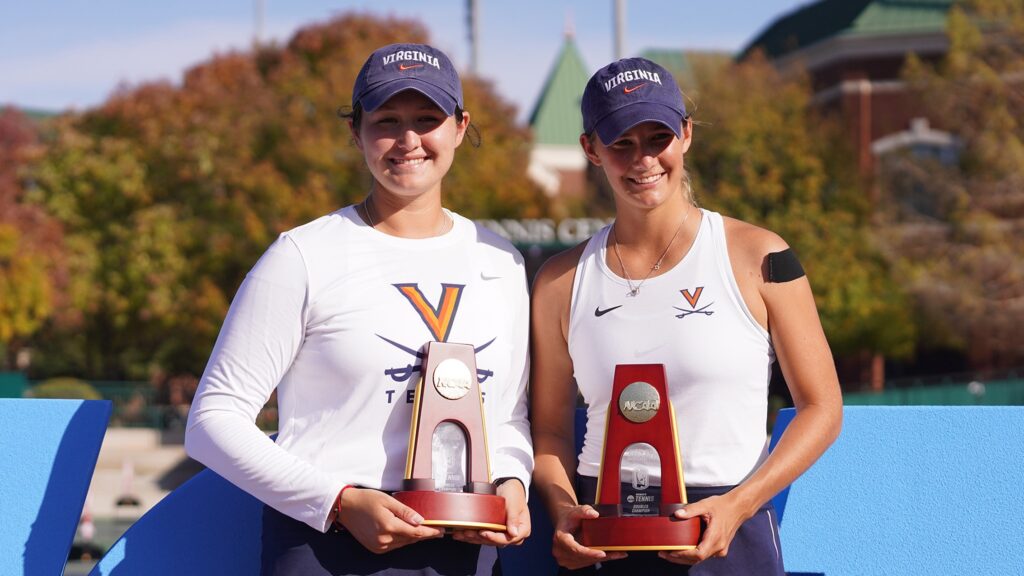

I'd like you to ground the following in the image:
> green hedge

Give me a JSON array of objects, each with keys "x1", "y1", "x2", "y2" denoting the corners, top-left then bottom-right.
[{"x1": 29, "y1": 377, "x2": 103, "y2": 400}]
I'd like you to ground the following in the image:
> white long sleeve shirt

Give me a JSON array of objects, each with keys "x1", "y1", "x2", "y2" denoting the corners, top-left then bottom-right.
[{"x1": 185, "y1": 206, "x2": 533, "y2": 532}]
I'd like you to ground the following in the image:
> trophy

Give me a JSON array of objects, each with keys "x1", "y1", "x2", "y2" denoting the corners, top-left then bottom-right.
[
  {"x1": 393, "y1": 341, "x2": 506, "y2": 530},
  {"x1": 580, "y1": 364, "x2": 702, "y2": 550}
]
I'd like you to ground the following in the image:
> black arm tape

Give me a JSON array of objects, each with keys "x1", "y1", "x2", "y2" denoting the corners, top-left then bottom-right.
[{"x1": 767, "y1": 248, "x2": 805, "y2": 283}]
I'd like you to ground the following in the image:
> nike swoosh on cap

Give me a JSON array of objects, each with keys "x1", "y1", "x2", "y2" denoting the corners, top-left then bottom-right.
[
  {"x1": 399, "y1": 64, "x2": 423, "y2": 70},
  {"x1": 623, "y1": 83, "x2": 647, "y2": 94}
]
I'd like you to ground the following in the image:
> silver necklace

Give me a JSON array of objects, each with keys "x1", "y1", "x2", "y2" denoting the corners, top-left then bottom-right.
[
  {"x1": 611, "y1": 206, "x2": 693, "y2": 297},
  {"x1": 361, "y1": 196, "x2": 451, "y2": 236}
]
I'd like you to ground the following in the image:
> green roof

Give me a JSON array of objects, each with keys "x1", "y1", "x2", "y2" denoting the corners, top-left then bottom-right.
[
  {"x1": 641, "y1": 49, "x2": 695, "y2": 88},
  {"x1": 640, "y1": 49, "x2": 730, "y2": 91},
  {"x1": 529, "y1": 36, "x2": 590, "y2": 146},
  {"x1": 740, "y1": 0, "x2": 954, "y2": 59}
]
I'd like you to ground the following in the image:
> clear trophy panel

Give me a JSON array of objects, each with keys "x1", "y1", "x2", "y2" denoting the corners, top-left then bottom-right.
[
  {"x1": 432, "y1": 421, "x2": 468, "y2": 492},
  {"x1": 619, "y1": 442, "x2": 661, "y2": 516}
]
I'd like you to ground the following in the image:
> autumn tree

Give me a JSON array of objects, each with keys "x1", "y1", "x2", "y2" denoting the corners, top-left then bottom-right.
[
  {"x1": 877, "y1": 0, "x2": 1024, "y2": 371},
  {"x1": 28, "y1": 14, "x2": 548, "y2": 379},
  {"x1": 0, "y1": 107, "x2": 63, "y2": 369},
  {"x1": 29, "y1": 119, "x2": 196, "y2": 377},
  {"x1": 687, "y1": 54, "x2": 916, "y2": 388}
]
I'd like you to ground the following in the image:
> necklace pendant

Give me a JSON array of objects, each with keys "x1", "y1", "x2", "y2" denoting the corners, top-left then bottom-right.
[{"x1": 628, "y1": 288, "x2": 639, "y2": 297}]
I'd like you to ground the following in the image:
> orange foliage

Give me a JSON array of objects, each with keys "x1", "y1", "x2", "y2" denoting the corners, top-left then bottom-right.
[{"x1": 28, "y1": 13, "x2": 548, "y2": 378}]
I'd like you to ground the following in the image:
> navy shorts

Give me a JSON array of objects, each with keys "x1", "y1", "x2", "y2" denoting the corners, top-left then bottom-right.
[
  {"x1": 260, "y1": 504, "x2": 500, "y2": 576},
  {"x1": 560, "y1": 476, "x2": 785, "y2": 575}
]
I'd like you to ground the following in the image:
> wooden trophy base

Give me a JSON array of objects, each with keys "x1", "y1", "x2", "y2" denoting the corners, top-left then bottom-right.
[
  {"x1": 393, "y1": 490, "x2": 506, "y2": 531},
  {"x1": 580, "y1": 515, "x2": 702, "y2": 551}
]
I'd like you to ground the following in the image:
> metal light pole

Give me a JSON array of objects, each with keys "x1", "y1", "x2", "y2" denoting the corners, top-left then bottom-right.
[
  {"x1": 468, "y1": 0, "x2": 480, "y2": 74},
  {"x1": 254, "y1": 0, "x2": 265, "y2": 45},
  {"x1": 614, "y1": 0, "x2": 626, "y2": 60}
]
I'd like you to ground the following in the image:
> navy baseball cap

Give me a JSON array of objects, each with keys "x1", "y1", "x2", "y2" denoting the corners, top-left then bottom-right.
[
  {"x1": 352, "y1": 43, "x2": 463, "y2": 116},
  {"x1": 581, "y1": 57, "x2": 687, "y2": 145}
]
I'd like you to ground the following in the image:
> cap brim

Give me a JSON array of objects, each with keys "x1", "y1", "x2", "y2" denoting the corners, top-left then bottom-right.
[
  {"x1": 358, "y1": 79, "x2": 458, "y2": 116},
  {"x1": 594, "y1": 103, "x2": 685, "y2": 145}
]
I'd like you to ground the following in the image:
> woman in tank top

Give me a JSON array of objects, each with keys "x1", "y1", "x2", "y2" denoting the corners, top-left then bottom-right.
[{"x1": 530, "y1": 57, "x2": 842, "y2": 575}]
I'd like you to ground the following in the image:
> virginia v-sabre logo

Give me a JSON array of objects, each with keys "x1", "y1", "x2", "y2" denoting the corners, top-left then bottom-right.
[
  {"x1": 681, "y1": 287, "x2": 702, "y2": 307},
  {"x1": 394, "y1": 283, "x2": 464, "y2": 342},
  {"x1": 375, "y1": 283, "x2": 496, "y2": 404},
  {"x1": 673, "y1": 286, "x2": 715, "y2": 319}
]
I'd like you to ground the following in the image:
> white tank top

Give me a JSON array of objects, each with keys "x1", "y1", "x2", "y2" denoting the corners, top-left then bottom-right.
[{"x1": 568, "y1": 209, "x2": 774, "y2": 487}]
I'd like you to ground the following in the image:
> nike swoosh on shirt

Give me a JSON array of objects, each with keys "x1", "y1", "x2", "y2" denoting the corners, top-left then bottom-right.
[
  {"x1": 399, "y1": 64, "x2": 423, "y2": 70},
  {"x1": 594, "y1": 305, "x2": 622, "y2": 317},
  {"x1": 623, "y1": 83, "x2": 647, "y2": 93}
]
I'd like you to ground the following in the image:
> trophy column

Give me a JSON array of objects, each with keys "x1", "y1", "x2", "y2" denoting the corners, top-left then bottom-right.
[
  {"x1": 580, "y1": 364, "x2": 702, "y2": 550},
  {"x1": 393, "y1": 341, "x2": 506, "y2": 530}
]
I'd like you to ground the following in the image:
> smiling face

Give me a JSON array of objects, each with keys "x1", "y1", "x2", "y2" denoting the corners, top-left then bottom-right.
[
  {"x1": 581, "y1": 120, "x2": 692, "y2": 211},
  {"x1": 351, "y1": 89, "x2": 468, "y2": 201}
]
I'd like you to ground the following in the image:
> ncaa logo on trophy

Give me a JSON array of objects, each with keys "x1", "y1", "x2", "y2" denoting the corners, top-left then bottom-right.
[{"x1": 433, "y1": 358, "x2": 472, "y2": 400}]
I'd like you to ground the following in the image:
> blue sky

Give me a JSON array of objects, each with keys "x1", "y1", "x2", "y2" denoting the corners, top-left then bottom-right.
[{"x1": 0, "y1": 0, "x2": 812, "y2": 119}]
